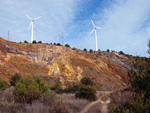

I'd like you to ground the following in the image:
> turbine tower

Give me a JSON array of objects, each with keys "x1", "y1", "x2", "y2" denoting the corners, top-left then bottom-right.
[
  {"x1": 26, "y1": 15, "x2": 41, "y2": 43},
  {"x1": 89, "y1": 20, "x2": 103, "y2": 51}
]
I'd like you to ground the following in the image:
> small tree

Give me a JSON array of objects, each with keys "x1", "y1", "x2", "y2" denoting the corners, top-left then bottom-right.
[
  {"x1": 51, "y1": 83, "x2": 62, "y2": 94},
  {"x1": 72, "y1": 47, "x2": 77, "y2": 50},
  {"x1": 24, "y1": 40, "x2": 28, "y2": 43},
  {"x1": 32, "y1": 40, "x2": 37, "y2": 44},
  {"x1": 63, "y1": 85, "x2": 79, "y2": 93},
  {"x1": 57, "y1": 43, "x2": 61, "y2": 46},
  {"x1": 107, "y1": 49, "x2": 110, "y2": 52},
  {"x1": 81, "y1": 77, "x2": 93, "y2": 86},
  {"x1": 10, "y1": 73, "x2": 21, "y2": 86},
  {"x1": 89, "y1": 49, "x2": 93, "y2": 53},
  {"x1": 38, "y1": 41, "x2": 42, "y2": 43},
  {"x1": 75, "y1": 85, "x2": 96, "y2": 101},
  {"x1": 119, "y1": 51, "x2": 124, "y2": 55},
  {"x1": 65, "y1": 44, "x2": 70, "y2": 48},
  {"x1": 0, "y1": 79, "x2": 7, "y2": 91},
  {"x1": 83, "y1": 48, "x2": 87, "y2": 52},
  {"x1": 13, "y1": 76, "x2": 48, "y2": 103}
]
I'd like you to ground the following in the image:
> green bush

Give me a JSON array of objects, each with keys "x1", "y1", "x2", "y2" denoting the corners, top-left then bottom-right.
[
  {"x1": 10, "y1": 73, "x2": 21, "y2": 86},
  {"x1": 118, "y1": 94, "x2": 150, "y2": 113},
  {"x1": 83, "y1": 48, "x2": 87, "y2": 52},
  {"x1": 51, "y1": 83, "x2": 62, "y2": 94},
  {"x1": 119, "y1": 51, "x2": 124, "y2": 55},
  {"x1": 0, "y1": 79, "x2": 7, "y2": 91},
  {"x1": 89, "y1": 49, "x2": 93, "y2": 53},
  {"x1": 32, "y1": 40, "x2": 37, "y2": 44},
  {"x1": 65, "y1": 44, "x2": 70, "y2": 48},
  {"x1": 24, "y1": 40, "x2": 28, "y2": 43},
  {"x1": 75, "y1": 85, "x2": 96, "y2": 101},
  {"x1": 107, "y1": 49, "x2": 110, "y2": 52},
  {"x1": 63, "y1": 85, "x2": 79, "y2": 93},
  {"x1": 13, "y1": 76, "x2": 48, "y2": 103},
  {"x1": 38, "y1": 41, "x2": 42, "y2": 43},
  {"x1": 57, "y1": 43, "x2": 61, "y2": 46},
  {"x1": 81, "y1": 77, "x2": 93, "y2": 86},
  {"x1": 109, "y1": 104, "x2": 117, "y2": 113},
  {"x1": 72, "y1": 47, "x2": 77, "y2": 50}
]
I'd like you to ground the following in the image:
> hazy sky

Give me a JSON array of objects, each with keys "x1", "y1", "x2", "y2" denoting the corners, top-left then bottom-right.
[{"x1": 0, "y1": 0, "x2": 150, "y2": 57}]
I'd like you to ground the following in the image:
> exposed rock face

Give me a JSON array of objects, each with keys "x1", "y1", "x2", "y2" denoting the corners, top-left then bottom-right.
[{"x1": 0, "y1": 37, "x2": 133, "y2": 90}]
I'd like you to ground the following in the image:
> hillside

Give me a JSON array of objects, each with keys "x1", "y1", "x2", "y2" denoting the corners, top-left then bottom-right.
[{"x1": 0, "y1": 37, "x2": 134, "y2": 90}]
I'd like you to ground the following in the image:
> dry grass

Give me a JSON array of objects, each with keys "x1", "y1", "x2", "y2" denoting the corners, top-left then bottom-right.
[
  {"x1": 57, "y1": 93, "x2": 90, "y2": 112},
  {"x1": 110, "y1": 90, "x2": 134, "y2": 109},
  {"x1": 0, "y1": 88, "x2": 90, "y2": 113}
]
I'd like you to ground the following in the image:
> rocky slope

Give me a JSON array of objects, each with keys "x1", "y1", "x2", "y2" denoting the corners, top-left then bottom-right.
[{"x1": 0, "y1": 37, "x2": 134, "y2": 90}]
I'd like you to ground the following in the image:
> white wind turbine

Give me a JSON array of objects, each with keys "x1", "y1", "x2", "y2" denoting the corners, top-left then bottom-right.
[
  {"x1": 26, "y1": 15, "x2": 41, "y2": 43},
  {"x1": 89, "y1": 20, "x2": 103, "y2": 51}
]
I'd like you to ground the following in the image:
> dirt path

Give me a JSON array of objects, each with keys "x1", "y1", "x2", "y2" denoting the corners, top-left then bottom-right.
[
  {"x1": 79, "y1": 93, "x2": 111, "y2": 113},
  {"x1": 79, "y1": 87, "x2": 128, "y2": 113}
]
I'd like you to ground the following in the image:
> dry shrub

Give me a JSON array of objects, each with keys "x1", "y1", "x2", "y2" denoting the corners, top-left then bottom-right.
[
  {"x1": 57, "y1": 93, "x2": 89, "y2": 112},
  {"x1": 49, "y1": 100, "x2": 72, "y2": 113},
  {"x1": 110, "y1": 90, "x2": 134, "y2": 109},
  {"x1": 42, "y1": 89, "x2": 57, "y2": 104}
]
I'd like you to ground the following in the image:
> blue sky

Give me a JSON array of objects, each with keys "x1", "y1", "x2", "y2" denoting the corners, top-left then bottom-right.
[{"x1": 0, "y1": 0, "x2": 150, "y2": 57}]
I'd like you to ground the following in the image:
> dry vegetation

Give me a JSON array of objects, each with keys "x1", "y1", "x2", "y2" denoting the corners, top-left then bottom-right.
[
  {"x1": 0, "y1": 87, "x2": 90, "y2": 113},
  {"x1": 109, "y1": 89, "x2": 134, "y2": 109}
]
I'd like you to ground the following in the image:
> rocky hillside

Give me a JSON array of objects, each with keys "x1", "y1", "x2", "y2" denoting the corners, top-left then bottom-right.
[{"x1": 0, "y1": 37, "x2": 134, "y2": 90}]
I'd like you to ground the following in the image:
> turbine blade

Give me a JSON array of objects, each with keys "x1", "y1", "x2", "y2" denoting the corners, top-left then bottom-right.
[
  {"x1": 96, "y1": 27, "x2": 104, "y2": 29},
  {"x1": 26, "y1": 14, "x2": 32, "y2": 20},
  {"x1": 34, "y1": 16, "x2": 41, "y2": 20},
  {"x1": 91, "y1": 20, "x2": 96, "y2": 27},
  {"x1": 29, "y1": 22, "x2": 32, "y2": 29},
  {"x1": 89, "y1": 29, "x2": 95, "y2": 36}
]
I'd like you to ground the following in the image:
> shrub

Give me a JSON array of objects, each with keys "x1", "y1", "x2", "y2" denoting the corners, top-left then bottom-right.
[
  {"x1": 0, "y1": 79, "x2": 7, "y2": 91},
  {"x1": 107, "y1": 49, "x2": 110, "y2": 52},
  {"x1": 118, "y1": 94, "x2": 150, "y2": 113},
  {"x1": 10, "y1": 73, "x2": 21, "y2": 86},
  {"x1": 83, "y1": 48, "x2": 87, "y2": 52},
  {"x1": 38, "y1": 41, "x2": 42, "y2": 43},
  {"x1": 110, "y1": 104, "x2": 117, "y2": 113},
  {"x1": 89, "y1": 49, "x2": 93, "y2": 53},
  {"x1": 81, "y1": 77, "x2": 93, "y2": 86},
  {"x1": 63, "y1": 85, "x2": 79, "y2": 93},
  {"x1": 75, "y1": 85, "x2": 96, "y2": 101},
  {"x1": 57, "y1": 43, "x2": 61, "y2": 46},
  {"x1": 119, "y1": 51, "x2": 124, "y2": 55},
  {"x1": 13, "y1": 76, "x2": 48, "y2": 103},
  {"x1": 24, "y1": 40, "x2": 28, "y2": 43},
  {"x1": 65, "y1": 44, "x2": 70, "y2": 48},
  {"x1": 54, "y1": 42, "x2": 56, "y2": 45},
  {"x1": 43, "y1": 89, "x2": 57, "y2": 104},
  {"x1": 32, "y1": 40, "x2": 37, "y2": 44},
  {"x1": 51, "y1": 83, "x2": 62, "y2": 94},
  {"x1": 72, "y1": 47, "x2": 77, "y2": 50}
]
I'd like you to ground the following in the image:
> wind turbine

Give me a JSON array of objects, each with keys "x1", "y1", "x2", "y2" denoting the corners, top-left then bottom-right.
[
  {"x1": 26, "y1": 15, "x2": 41, "y2": 43},
  {"x1": 89, "y1": 20, "x2": 103, "y2": 51}
]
